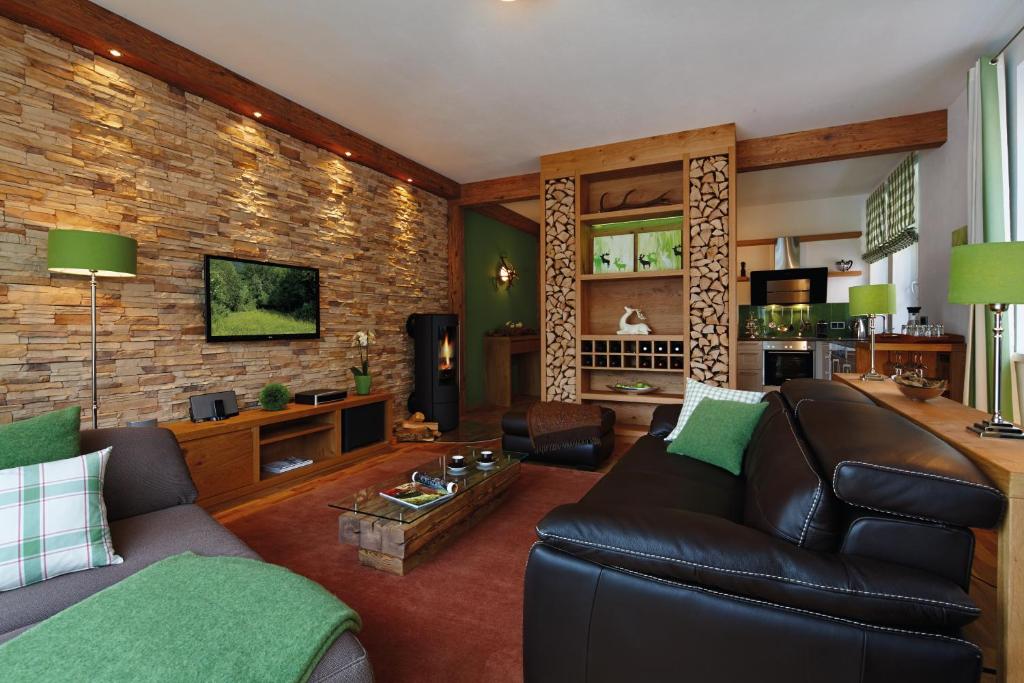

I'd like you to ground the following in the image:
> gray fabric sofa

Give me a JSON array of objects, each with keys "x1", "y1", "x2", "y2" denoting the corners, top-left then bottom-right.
[{"x1": 0, "y1": 427, "x2": 373, "y2": 682}]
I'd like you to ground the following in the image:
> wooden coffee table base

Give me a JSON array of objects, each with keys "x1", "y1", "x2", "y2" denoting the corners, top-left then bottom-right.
[{"x1": 338, "y1": 460, "x2": 521, "y2": 575}]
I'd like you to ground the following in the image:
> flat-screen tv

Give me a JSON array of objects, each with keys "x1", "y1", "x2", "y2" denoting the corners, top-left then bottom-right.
[{"x1": 204, "y1": 255, "x2": 320, "y2": 341}]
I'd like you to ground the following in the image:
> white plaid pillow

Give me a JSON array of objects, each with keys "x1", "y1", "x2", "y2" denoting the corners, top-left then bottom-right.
[
  {"x1": 664, "y1": 378, "x2": 765, "y2": 441},
  {"x1": 0, "y1": 448, "x2": 122, "y2": 592}
]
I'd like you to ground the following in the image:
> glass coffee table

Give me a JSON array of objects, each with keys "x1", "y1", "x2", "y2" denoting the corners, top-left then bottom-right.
[{"x1": 330, "y1": 446, "x2": 521, "y2": 575}]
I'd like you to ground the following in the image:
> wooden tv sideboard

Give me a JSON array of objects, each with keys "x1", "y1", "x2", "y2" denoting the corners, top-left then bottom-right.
[{"x1": 165, "y1": 393, "x2": 393, "y2": 510}]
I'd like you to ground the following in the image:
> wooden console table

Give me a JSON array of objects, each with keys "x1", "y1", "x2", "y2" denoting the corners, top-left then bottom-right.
[
  {"x1": 166, "y1": 393, "x2": 393, "y2": 511},
  {"x1": 834, "y1": 374, "x2": 1023, "y2": 682},
  {"x1": 483, "y1": 334, "x2": 541, "y2": 407}
]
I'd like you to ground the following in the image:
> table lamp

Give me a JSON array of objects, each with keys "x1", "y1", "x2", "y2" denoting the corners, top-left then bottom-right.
[
  {"x1": 949, "y1": 242, "x2": 1024, "y2": 439},
  {"x1": 48, "y1": 229, "x2": 137, "y2": 428},
  {"x1": 849, "y1": 283, "x2": 896, "y2": 381}
]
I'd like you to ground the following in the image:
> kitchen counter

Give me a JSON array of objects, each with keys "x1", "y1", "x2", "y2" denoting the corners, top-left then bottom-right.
[{"x1": 738, "y1": 337, "x2": 861, "y2": 343}]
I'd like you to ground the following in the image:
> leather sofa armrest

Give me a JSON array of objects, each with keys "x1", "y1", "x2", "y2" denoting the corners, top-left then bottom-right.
[
  {"x1": 536, "y1": 503, "x2": 978, "y2": 630},
  {"x1": 648, "y1": 404, "x2": 682, "y2": 438}
]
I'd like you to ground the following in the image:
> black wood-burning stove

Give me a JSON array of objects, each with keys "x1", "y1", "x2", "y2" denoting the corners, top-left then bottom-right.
[{"x1": 406, "y1": 313, "x2": 459, "y2": 432}]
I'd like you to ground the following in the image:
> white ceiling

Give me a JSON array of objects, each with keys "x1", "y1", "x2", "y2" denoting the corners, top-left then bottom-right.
[
  {"x1": 94, "y1": 0, "x2": 1023, "y2": 183},
  {"x1": 737, "y1": 154, "x2": 905, "y2": 206}
]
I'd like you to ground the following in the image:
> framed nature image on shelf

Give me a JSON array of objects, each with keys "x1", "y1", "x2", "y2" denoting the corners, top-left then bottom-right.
[
  {"x1": 593, "y1": 234, "x2": 634, "y2": 274},
  {"x1": 637, "y1": 230, "x2": 682, "y2": 271}
]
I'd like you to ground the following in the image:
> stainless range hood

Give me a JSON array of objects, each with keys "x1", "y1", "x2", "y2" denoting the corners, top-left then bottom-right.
[{"x1": 775, "y1": 236, "x2": 800, "y2": 269}]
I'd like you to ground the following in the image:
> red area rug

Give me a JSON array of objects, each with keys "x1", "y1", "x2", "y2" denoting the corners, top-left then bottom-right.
[{"x1": 223, "y1": 450, "x2": 600, "y2": 682}]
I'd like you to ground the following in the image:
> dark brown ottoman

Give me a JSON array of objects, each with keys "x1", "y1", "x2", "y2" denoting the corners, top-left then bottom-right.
[{"x1": 501, "y1": 406, "x2": 616, "y2": 469}]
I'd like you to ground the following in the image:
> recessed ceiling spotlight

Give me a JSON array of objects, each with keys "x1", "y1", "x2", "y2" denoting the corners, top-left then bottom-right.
[
  {"x1": 345, "y1": 151, "x2": 352, "y2": 157},
  {"x1": 109, "y1": 49, "x2": 122, "y2": 57},
  {"x1": 253, "y1": 111, "x2": 263, "y2": 119}
]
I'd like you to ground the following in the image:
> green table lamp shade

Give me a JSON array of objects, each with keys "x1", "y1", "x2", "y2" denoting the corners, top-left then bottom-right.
[
  {"x1": 948, "y1": 242, "x2": 1024, "y2": 304},
  {"x1": 849, "y1": 283, "x2": 896, "y2": 316},
  {"x1": 48, "y1": 229, "x2": 137, "y2": 278}
]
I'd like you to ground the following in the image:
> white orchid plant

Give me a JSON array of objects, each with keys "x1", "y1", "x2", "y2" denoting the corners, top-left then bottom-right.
[{"x1": 350, "y1": 330, "x2": 376, "y2": 377}]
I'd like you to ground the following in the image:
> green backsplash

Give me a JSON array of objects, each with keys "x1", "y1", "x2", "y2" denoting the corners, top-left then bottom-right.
[{"x1": 738, "y1": 303, "x2": 851, "y2": 338}]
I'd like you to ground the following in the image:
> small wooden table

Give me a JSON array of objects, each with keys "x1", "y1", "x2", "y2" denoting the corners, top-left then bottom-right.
[
  {"x1": 484, "y1": 334, "x2": 541, "y2": 407},
  {"x1": 834, "y1": 374, "x2": 1024, "y2": 683},
  {"x1": 332, "y1": 448, "x2": 521, "y2": 575}
]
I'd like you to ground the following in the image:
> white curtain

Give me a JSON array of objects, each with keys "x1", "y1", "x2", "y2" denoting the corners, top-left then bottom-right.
[{"x1": 966, "y1": 61, "x2": 988, "y2": 411}]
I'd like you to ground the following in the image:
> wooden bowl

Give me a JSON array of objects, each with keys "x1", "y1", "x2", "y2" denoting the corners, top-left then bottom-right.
[{"x1": 894, "y1": 376, "x2": 947, "y2": 401}]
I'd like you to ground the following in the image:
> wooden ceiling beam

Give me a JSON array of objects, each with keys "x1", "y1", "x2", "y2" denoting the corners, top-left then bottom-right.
[
  {"x1": 736, "y1": 110, "x2": 947, "y2": 173},
  {"x1": 0, "y1": 0, "x2": 461, "y2": 198},
  {"x1": 454, "y1": 173, "x2": 541, "y2": 207},
  {"x1": 466, "y1": 203, "x2": 540, "y2": 236}
]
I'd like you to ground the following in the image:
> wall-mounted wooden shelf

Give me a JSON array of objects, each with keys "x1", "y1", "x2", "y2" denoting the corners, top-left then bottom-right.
[
  {"x1": 580, "y1": 203, "x2": 686, "y2": 224},
  {"x1": 579, "y1": 269, "x2": 684, "y2": 281},
  {"x1": 736, "y1": 231, "x2": 862, "y2": 247},
  {"x1": 736, "y1": 269, "x2": 862, "y2": 283}
]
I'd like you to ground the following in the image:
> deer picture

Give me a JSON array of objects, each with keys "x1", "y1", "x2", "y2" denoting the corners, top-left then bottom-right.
[
  {"x1": 638, "y1": 253, "x2": 652, "y2": 270},
  {"x1": 672, "y1": 244, "x2": 682, "y2": 257},
  {"x1": 599, "y1": 252, "x2": 611, "y2": 267},
  {"x1": 617, "y1": 306, "x2": 652, "y2": 335}
]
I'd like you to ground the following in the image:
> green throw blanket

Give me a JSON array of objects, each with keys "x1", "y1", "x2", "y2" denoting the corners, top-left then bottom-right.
[{"x1": 0, "y1": 552, "x2": 361, "y2": 682}]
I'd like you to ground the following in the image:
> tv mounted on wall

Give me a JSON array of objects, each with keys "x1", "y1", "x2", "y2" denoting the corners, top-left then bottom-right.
[{"x1": 204, "y1": 255, "x2": 320, "y2": 341}]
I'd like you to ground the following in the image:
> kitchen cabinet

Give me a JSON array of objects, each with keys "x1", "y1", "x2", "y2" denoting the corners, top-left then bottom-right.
[{"x1": 854, "y1": 335, "x2": 966, "y2": 402}]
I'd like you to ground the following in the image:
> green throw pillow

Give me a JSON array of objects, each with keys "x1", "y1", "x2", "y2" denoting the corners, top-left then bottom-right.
[
  {"x1": 667, "y1": 398, "x2": 768, "y2": 475},
  {"x1": 0, "y1": 406, "x2": 81, "y2": 471}
]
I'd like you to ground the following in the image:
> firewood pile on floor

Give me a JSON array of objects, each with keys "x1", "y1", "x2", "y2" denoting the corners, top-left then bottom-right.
[{"x1": 394, "y1": 412, "x2": 441, "y2": 442}]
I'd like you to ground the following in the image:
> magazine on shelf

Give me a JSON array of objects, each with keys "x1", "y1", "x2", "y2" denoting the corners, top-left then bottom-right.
[
  {"x1": 379, "y1": 472, "x2": 459, "y2": 509},
  {"x1": 261, "y1": 456, "x2": 313, "y2": 474}
]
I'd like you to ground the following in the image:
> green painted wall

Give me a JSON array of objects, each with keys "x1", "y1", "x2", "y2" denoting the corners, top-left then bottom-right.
[{"x1": 463, "y1": 210, "x2": 539, "y2": 409}]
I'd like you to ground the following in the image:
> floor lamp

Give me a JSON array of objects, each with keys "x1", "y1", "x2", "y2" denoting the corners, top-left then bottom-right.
[
  {"x1": 949, "y1": 242, "x2": 1024, "y2": 439},
  {"x1": 849, "y1": 283, "x2": 896, "y2": 381},
  {"x1": 47, "y1": 229, "x2": 137, "y2": 429}
]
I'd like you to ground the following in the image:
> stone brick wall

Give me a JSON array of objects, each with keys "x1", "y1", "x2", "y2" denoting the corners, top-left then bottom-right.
[{"x1": 0, "y1": 18, "x2": 448, "y2": 426}]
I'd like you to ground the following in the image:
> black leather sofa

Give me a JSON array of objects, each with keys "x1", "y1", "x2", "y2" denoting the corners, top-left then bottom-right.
[
  {"x1": 524, "y1": 379, "x2": 1005, "y2": 683},
  {"x1": 502, "y1": 406, "x2": 616, "y2": 469}
]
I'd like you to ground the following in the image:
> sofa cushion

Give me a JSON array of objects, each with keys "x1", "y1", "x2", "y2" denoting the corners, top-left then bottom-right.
[
  {"x1": 0, "y1": 504, "x2": 256, "y2": 635},
  {"x1": 743, "y1": 393, "x2": 841, "y2": 551},
  {"x1": 667, "y1": 399, "x2": 769, "y2": 475},
  {"x1": 664, "y1": 378, "x2": 764, "y2": 441},
  {"x1": 780, "y1": 378, "x2": 875, "y2": 413},
  {"x1": 81, "y1": 428, "x2": 198, "y2": 522},
  {"x1": 0, "y1": 406, "x2": 80, "y2": 470},
  {"x1": 584, "y1": 436, "x2": 744, "y2": 520},
  {"x1": 0, "y1": 448, "x2": 122, "y2": 592},
  {"x1": 799, "y1": 401, "x2": 1005, "y2": 529}
]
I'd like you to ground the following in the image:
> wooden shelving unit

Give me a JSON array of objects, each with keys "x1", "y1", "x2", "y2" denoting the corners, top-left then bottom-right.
[
  {"x1": 574, "y1": 162, "x2": 690, "y2": 432},
  {"x1": 166, "y1": 393, "x2": 393, "y2": 511}
]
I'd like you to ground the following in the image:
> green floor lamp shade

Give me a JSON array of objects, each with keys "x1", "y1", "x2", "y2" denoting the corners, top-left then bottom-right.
[
  {"x1": 48, "y1": 229, "x2": 137, "y2": 277},
  {"x1": 949, "y1": 242, "x2": 1024, "y2": 439},
  {"x1": 848, "y1": 283, "x2": 896, "y2": 381},
  {"x1": 47, "y1": 229, "x2": 137, "y2": 428}
]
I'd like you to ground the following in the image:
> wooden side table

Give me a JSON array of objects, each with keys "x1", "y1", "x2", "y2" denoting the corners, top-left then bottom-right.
[
  {"x1": 484, "y1": 334, "x2": 541, "y2": 407},
  {"x1": 834, "y1": 374, "x2": 1024, "y2": 682}
]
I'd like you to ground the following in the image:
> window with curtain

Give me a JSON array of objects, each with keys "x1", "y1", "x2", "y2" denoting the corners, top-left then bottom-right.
[{"x1": 863, "y1": 153, "x2": 919, "y2": 264}]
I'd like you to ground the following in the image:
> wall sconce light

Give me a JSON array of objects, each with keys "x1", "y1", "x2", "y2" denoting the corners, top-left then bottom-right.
[{"x1": 496, "y1": 255, "x2": 518, "y2": 289}]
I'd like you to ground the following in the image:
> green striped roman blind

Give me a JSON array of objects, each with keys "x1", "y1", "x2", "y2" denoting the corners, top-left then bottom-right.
[{"x1": 863, "y1": 153, "x2": 919, "y2": 264}]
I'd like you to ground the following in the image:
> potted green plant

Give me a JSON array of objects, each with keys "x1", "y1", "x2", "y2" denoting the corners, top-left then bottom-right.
[
  {"x1": 259, "y1": 382, "x2": 290, "y2": 411},
  {"x1": 351, "y1": 330, "x2": 376, "y2": 395}
]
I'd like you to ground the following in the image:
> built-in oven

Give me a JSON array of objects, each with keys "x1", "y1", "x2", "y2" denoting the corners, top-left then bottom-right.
[{"x1": 763, "y1": 340, "x2": 814, "y2": 390}]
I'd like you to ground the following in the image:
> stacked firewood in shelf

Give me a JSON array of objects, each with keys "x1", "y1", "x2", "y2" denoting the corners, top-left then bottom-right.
[
  {"x1": 543, "y1": 176, "x2": 578, "y2": 403},
  {"x1": 688, "y1": 155, "x2": 730, "y2": 387}
]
